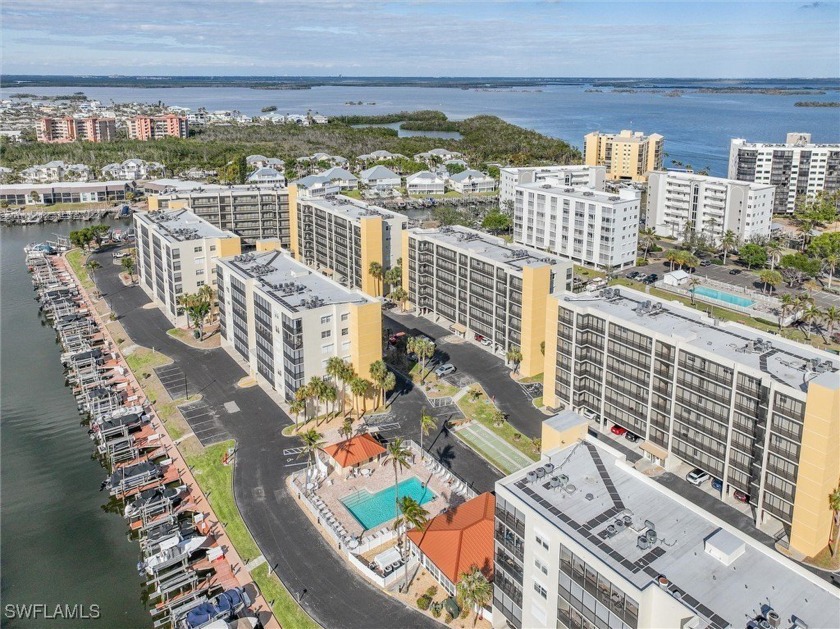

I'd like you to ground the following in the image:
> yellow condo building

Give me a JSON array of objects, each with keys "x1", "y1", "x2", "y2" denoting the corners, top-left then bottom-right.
[{"x1": 584, "y1": 129, "x2": 664, "y2": 182}]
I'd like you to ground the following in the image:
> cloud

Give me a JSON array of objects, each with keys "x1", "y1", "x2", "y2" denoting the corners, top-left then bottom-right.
[
  {"x1": 800, "y1": 1, "x2": 822, "y2": 7},
  {"x1": 292, "y1": 26, "x2": 356, "y2": 35}
]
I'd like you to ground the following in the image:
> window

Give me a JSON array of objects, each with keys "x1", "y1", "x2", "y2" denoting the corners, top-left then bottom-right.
[
  {"x1": 342, "y1": 328, "x2": 349, "y2": 336},
  {"x1": 209, "y1": 245, "x2": 216, "y2": 252},
  {"x1": 194, "y1": 246, "x2": 203, "y2": 253},
  {"x1": 321, "y1": 343, "x2": 334, "y2": 354},
  {"x1": 196, "y1": 269, "x2": 205, "y2": 276},
  {"x1": 195, "y1": 256, "x2": 206, "y2": 265},
  {"x1": 535, "y1": 533, "x2": 549, "y2": 551},
  {"x1": 196, "y1": 280, "x2": 205, "y2": 287},
  {"x1": 533, "y1": 581, "x2": 547, "y2": 599},
  {"x1": 534, "y1": 558, "x2": 548, "y2": 576},
  {"x1": 341, "y1": 313, "x2": 349, "y2": 321},
  {"x1": 320, "y1": 315, "x2": 332, "y2": 325},
  {"x1": 321, "y1": 330, "x2": 331, "y2": 338}
]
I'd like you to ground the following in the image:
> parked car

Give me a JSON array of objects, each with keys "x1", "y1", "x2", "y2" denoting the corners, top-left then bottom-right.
[
  {"x1": 480, "y1": 337, "x2": 493, "y2": 347},
  {"x1": 610, "y1": 424, "x2": 627, "y2": 436},
  {"x1": 624, "y1": 432, "x2": 640, "y2": 443},
  {"x1": 711, "y1": 478, "x2": 723, "y2": 491},
  {"x1": 733, "y1": 490, "x2": 750, "y2": 503},
  {"x1": 700, "y1": 260, "x2": 712, "y2": 267},
  {"x1": 644, "y1": 274, "x2": 658, "y2": 284},
  {"x1": 626, "y1": 271, "x2": 640, "y2": 279},
  {"x1": 686, "y1": 469, "x2": 710, "y2": 485},
  {"x1": 729, "y1": 269, "x2": 742, "y2": 275},
  {"x1": 434, "y1": 363, "x2": 456, "y2": 377},
  {"x1": 388, "y1": 332, "x2": 406, "y2": 346},
  {"x1": 635, "y1": 273, "x2": 648, "y2": 282}
]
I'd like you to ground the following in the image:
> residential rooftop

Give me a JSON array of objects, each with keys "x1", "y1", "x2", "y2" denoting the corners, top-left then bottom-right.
[
  {"x1": 139, "y1": 209, "x2": 234, "y2": 242},
  {"x1": 517, "y1": 181, "x2": 639, "y2": 203},
  {"x1": 1, "y1": 180, "x2": 132, "y2": 192},
  {"x1": 145, "y1": 179, "x2": 287, "y2": 194},
  {"x1": 501, "y1": 435, "x2": 840, "y2": 629},
  {"x1": 298, "y1": 194, "x2": 402, "y2": 221},
  {"x1": 218, "y1": 249, "x2": 371, "y2": 312},
  {"x1": 410, "y1": 225, "x2": 569, "y2": 271},
  {"x1": 559, "y1": 287, "x2": 839, "y2": 392},
  {"x1": 649, "y1": 170, "x2": 776, "y2": 190}
]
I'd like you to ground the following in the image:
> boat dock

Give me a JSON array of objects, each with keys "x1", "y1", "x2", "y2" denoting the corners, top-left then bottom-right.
[
  {"x1": 27, "y1": 247, "x2": 277, "y2": 629},
  {"x1": 2, "y1": 207, "x2": 128, "y2": 225}
]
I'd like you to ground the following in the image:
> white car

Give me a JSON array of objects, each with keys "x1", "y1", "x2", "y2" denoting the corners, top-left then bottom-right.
[
  {"x1": 434, "y1": 363, "x2": 456, "y2": 377},
  {"x1": 480, "y1": 337, "x2": 493, "y2": 347},
  {"x1": 686, "y1": 468, "x2": 710, "y2": 485},
  {"x1": 635, "y1": 273, "x2": 648, "y2": 281}
]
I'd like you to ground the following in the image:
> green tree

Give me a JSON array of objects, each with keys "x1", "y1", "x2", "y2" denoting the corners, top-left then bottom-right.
[
  {"x1": 289, "y1": 396, "x2": 306, "y2": 428},
  {"x1": 394, "y1": 495, "x2": 429, "y2": 589},
  {"x1": 368, "y1": 261, "x2": 384, "y2": 295},
  {"x1": 349, "y1": 376, "x2": 371, "y2": 416},
  {"x1": 385, "y1": 436, "x2": 412, "y2": 511},
  {"x1": 456, "y1": 566, "x2": 493, "y2": 625},
  {"x1": 688, "y1": 276, "x2": 700, "y2": 305},
  {"x1": 823, "y1": 306, "x2": 840, "y2": 339},
  {"x1": 389, "y1": 286, "x2": 409, "y2": 311},
  {"x1": 779, "y1": 293, "x2": 797, "y2": 330},
  {"x1": 298, "y1": 428, "x2": 324, "y2": 480},
  {"x1": 187, "y1": 299, "x2": 211, "y2": 340},
  {"x1": 407, "y1": 336, "x2": 436, "y2": 382},
  {"x1": 664, "y1": 249, "x2": 679, "y2": 271},
  {"x1": 800, "y1": 304, "x2": 823, "y2": 341},
  {"x1": 738, "y1": 243, "x2": 768, "y2": 270},
  {"x1": 779, "y1": 253, "x2": 822, "y2": 287},
  {"x1": 720, "y1": 230, "x2": 738, "y2": 265},
  {"x1": 481, "y1": 209, "x2": 512, "y2": 234},
  {"x1": 85, "y1": 259, "x2": 101, "y2": 280},
  {"x1": 830, "y1": 484, "x2": 840, "y2": 557},
  {"x1": 419, "y1": 408, "x2": 437, "y2": 453},
  {"x1": 338, "y1": 417, "x2": 353, "y2": 441},
  {"x1": 120, "y1": 255, "x2": 135, "y2": 282},
  {"x1": 222, "y1": 154, "x2": 248, "y2": 184},
  {"x1": 506, "y1": 346, "x2": 523, "y2": 374},
  {"x1": 30, "y1": 190, "x2": 40, "y2": 204},
  {"x1": 638, "y1": 227, "x2": 657, "y2": 260},
  {"x1": 369, "y1": 359, "x2": 392, "y2": 409},
  {"x1": 808, "y1": 232, "x2": 840, "y2": 288},
  {"x1": 758, "y1": 269, "x2": 782, "y2": 295},
  {"x1": 766, "y1": 239, "x2": 784, "y2": 270}
]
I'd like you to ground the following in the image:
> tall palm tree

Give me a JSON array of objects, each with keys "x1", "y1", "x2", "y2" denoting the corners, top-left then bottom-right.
[
  {"x1": 385, "y1": 437, "x2": 412, "y2": 524},
  {"x1": 85, "y1": 258, "x2": 101, "y2": 279},
  {"x1": 299, "y1": 428, "x2": 324, "y2": 480},
  {"x1": 638, "y1": 227, "x2": 657, "y2": 260},
  {"x1": 800, "y1": 305, "x2": 823, "y2": 341},
  {"x1": 408, "y1": 337, "x2": 436, "y2": 382},
  {"x1": 349, "y1": 377, "x2": 371, "y2": 416},
  {"x1": 321, "y1": 382, "x2": 338, "y2": 418},
  {"x1": 419, "y1": 408, "x2": 437, "y2": 453},
  {"x1": 394, "y1": 495, "x2": 429, "y2": 589},
  {"x1": 720, "y1": 230, "x2": 738, "y2": 265},
  {"x1": 665, "y1": 249, "x2": 679, "y2": 271},
  {"x1": 823, "y1": 253, "x2": 840, "y2": 289},
  {"x1": 779, "y1": 293, "x2": 796, "y2": 331},
  {"x1": 369, "y1": 359, "x2": 389, "y2": 409},
  {"x1": 306, "y1": 376, "x2": 327, "y2": 424},
  {"x1": 766, "y1": 239, "x2": 784, "y2": 271},
  {"x1": 823, "y1": 306, "x2": 840, "y2": 340},
  {"x1": 289, "y1": 397, "x2": 306, "y2": 428},
  {"x1": 338, "y1": 417, "x2": 353, "y2": 441},
  {"x1": 457, "y1": 566, "x2": 493, "y2": 625},
  {"x1": 327, "y1": 357, "x2": 351, "y2": 415},
  {"x1": 829, "y1": 484, "x2": 840, "y2": 558},
  {"x1": 368, "y1": 261, "x2": 384, "y2": 295},
  {"x1": 506, "y1": 347, "x2": 523, "y2": 374}
]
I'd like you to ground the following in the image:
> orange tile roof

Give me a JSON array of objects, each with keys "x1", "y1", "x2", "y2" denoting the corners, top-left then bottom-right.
[
  {"x1": 322, "y1": 433, "x2": 386, "y2": 468},
  {"x1": 407, "y1": 492, "x2": 495, "y2": 585}
]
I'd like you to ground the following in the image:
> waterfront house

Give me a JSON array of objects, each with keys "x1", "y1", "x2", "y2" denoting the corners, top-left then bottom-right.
[
  {"x1": 318, "y1": 167, "x2": 358, "y2": 190},
  {"x1": 246, "y1": 167, "x2": 286, "y2": 186},
  {"x1": 405, "y1": 171, "x2": 445, "y2": 195},
  {"x1": 446, "y1": 169, "x2": 496, "y2": 194},
  {"x1": 359, "y1": 165, "x2": 401, "y2": 191}
]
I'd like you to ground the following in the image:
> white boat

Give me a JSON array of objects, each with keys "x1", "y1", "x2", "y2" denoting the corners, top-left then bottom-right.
[{"x1": 140, "y1": 534, "x2": 209, "y2": 575}]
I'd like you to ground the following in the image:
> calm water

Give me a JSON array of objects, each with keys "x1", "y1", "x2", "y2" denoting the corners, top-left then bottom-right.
[
  {"x1": 5, "y1": 83, "x2": 839, "y2": 176},
  {"x1": 0, "y1": 223, "x2": 149, "y2": 628}
]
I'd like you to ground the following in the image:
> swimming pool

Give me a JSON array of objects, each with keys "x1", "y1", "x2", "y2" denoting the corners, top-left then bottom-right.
[
  {"x1": 341, "y1": 477, "x2": 436, "y2": 529},
  {"x1": 691, "y1": 285, "x2": 754, "y2": 308}
]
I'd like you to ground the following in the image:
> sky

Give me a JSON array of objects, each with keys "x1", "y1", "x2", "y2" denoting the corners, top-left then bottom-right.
[{"x1": 2, "y1": 0, "x2": 839, "y2": 77}]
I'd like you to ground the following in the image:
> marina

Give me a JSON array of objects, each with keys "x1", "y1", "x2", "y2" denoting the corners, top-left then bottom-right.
[
  {"x1": 1, "y1": 207, "x2": 128, "y2": 225},
  {"x1": 23, "y1": 239, "x2": 270, "y2": 629}
]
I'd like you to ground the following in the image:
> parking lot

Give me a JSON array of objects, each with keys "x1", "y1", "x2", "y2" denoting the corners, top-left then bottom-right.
[{"x1": 178, "y1": 399, "x2": 231, "y2": 446}]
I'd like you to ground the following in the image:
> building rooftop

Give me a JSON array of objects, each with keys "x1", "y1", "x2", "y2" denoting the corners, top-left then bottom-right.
[
  {"x1": 360, "y1": 165, "x2": 400, "y2": 181},
  {"x1": 299, "y1": 194, "x2": 402, "y2": 222},
  {"x1": 322, "y1": 433, "x2": 386, "y2": 469},
  {"x1": 448, "y1": 169, "x2": 493, "y2": 183},
  {"x1": 1, "y1": 180, "x2": 132, "y2": 192},
  {"x1": 146, "y1": 180, "x2": 288, "y2": 195},
  {"x1": 319, "y1": 166, "x2": 357, "y2": 181},
  {"x1": 559, "y1": 287, "x2": 839, "y2": 392},
  {"x1": 218, "y1": 249, "x2": 371, "y2": 312},
  {"x1": 411, "y1": 225, "x2": 568, "y2": 271},
  {"x1": 501, "y1": 437, "x2": 840, "y2": 629},
  {"x1": 139, "y1": 209, "x2": 234, "y2": 242},
  {"x1": 650, "y1": 170, "x2": 775, "y2": 190},
  {"x1": 517, "y1": 182, "x2": 639, "y2": 203},
  {"x1": 588, "y1": 129, "x2": 664, "y2": 142},
  {"x1": 407, "y1": 492, "x2": 495, "y2": 584}
]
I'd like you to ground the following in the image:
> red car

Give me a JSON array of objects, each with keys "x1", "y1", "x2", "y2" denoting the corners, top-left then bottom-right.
[
  {"x1": 610, "y1": 425, "x2": 627, "y2": 436},
  {"x1": 733, "y1": 490, "x2": 750, "y2": 503}
]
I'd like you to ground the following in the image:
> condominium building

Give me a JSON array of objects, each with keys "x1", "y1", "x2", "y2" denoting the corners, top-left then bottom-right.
[
  {"x1": 541, "y1": 286, "x2": 840, "y2": 558},
  {"x1": 101, "y1": 158, "x2": 164, "y2": 180},
  {"x1": 447, "y1": 169, "x2": 497, "y2": 194},
  {"x1": 216, "y1": 245, "x2": 381, "y2": 403},
  {"x1": 289, "y1": 188, "x2": 405, "y2": 297},
  {"x1": 128, "y1": 114, "x2": 189, "y2": 140},
  {"x1": 405, "y1": 171, "x2": 445, "y2": 196},
  {"x1": 0, "y1": 181, "x2": 134, "y2": 206},
  {"x1": 402, "y1": 226, "x2": 573, "y2": 377},
  {"x1": 134, "y1": 209, "x2": 241, "y2": 325},
  {"x1": 492, "y1": 413, "x2": 839, "y2": 629},
  {"x1": 584, "y1": 130, "x2": 664, "y2": 182},
  {"x1": 514, "y1": 182, "x2": 640, "y2": 269},
  {"x1": 149, "y1": 184, "x2": 290, "y2": 247},
  {"x1": 37, "y1": 116, "x2": 116, "y2": 143},
  {"x1": 499, "y1": 165, "x2": 606, "y2": 208},
  {"x1": 728, "y1": 133, "x2": 840, "y2": 213},
  {"x1": 647, "y1": 171, "x2": 775, "y2": 244}
]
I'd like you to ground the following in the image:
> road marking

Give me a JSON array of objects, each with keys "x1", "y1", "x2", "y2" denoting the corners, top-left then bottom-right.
[{"x1": 283, "y1": 446, "x2": 305, "y2": 456}]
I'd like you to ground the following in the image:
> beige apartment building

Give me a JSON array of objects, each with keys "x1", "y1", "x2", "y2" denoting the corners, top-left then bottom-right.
[
  {"x1": 584, "y1": 130, "x2": 664, "y2": 182},
  {"x1": 134, "y1": 209, "x2": 241, "y2": 325},
  {"x1": 37, "y1": 116, "x2": 116, "y2": 143}
]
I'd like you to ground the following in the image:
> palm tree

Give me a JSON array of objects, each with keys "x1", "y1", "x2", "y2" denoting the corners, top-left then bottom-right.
[
  {"x1": 394, "y1": 496, "x2": 429, "y2": 589},
  {"x1": 506, "y1": 346, "x2": 523, "y2": 374},
  {"x1": 800, "y1": 305, "x2": 823, "y2": 341},
  {"x1": 720, "y1": 230, "x2": 738, "y2": 265},
  {"x1": 638, "y1": 227, "x2": 657, "y2": 260},
  {"x1": 326, "y1": 357, "x2": 349, "y2": 414},
  {"x1": 665, "y1": 249, "x2": 679, "y2": 271},
  {"x1": 688, "y1": 276, "x2": 700, "y2": 305},
  {"x1": 385, "y1": 438, "x2": 412, "y2": 522},
  {"x1": 796, "y1": 217, "x2": 815, "y2": 252},
  {"x1": 349, "y1": 377, "x2": 370, "y2": 416},
  {"x1": 338, "y1": 417, "x2": 353, "y2": 441},
  {"x1": 766, "y1": 239, "x2": 784, "y2": 271},
  {"x1": 121, "y1": 255, "x2": 135, "y2": 283},
  {"x1": 289, "y1": 397, "x2": 306, "y2": 428},
  {"x1": 823, "y1": 253, "x2": 840, "y2": 289},
  {"x1": 306, "y1": 376, "x2": 328, "y2": 424},
  {"x1": 299, "y1": 428, "x2": 324, "y2": 479},
  {"x1": 758, "y1": 269, "x2": 782, "y2": 295},
  {"x1": 823, "y1": 306, "x2": 840, "y2": 340},
  {"x1": 419, "y1": 408, "x2": 437, "y2": 453},
  {"x1": 408, "y1": 337, "x2": 435, "y2": 382},
  {"x1": 321, "y1": 382, "x2": 338, "y2": 418},
  {"x1": 457, "y1": 566, "x2": 493, "y2": 625},
  {"x1": 368, "y1": 261, "x2": 384, "y2": 295},
  {"x1": 829, "y1": 484, "x2": 840, "y2": 558},
  {"x1": 369, "y1": 359, "x2": 390, "y2": 409},
  {"x1": 389, "y1": 287, "x2": 409, "y2": 311},
  {"x1": 381, "y1": 372, "x2": 396, "y2": 409},
  {"x1": 85, "y1": 258, "x2": 101, "y2": 280},
  {"x1": 779, "y1": 293, "x2": 796, "y2": 330}
]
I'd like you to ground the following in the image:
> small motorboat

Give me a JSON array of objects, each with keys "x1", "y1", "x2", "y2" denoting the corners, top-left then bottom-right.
[
  {"x1": 139, "y1": 533, "x2": 209, "y2": 575},
  {"x1": 103, "y1": 461, "x2": 161, "y2": 494},
  {"x1": 124, "y1": 485, "x2": 187, "y2": 518},
  {"x1": 178, "y1": 587, "x2": 254, "y2": 629}
]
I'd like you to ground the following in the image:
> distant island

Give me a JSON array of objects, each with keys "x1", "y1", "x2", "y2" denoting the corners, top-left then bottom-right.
[
  {"x1": 261, "y1": 105, "x2": 277, "y2": 112},
  {"x1": 794, "y1": 101, "x2": 840, "y2": 107}
]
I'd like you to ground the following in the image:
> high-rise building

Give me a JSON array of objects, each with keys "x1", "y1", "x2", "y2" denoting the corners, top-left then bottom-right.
[
  {"x1": 150, "y1": 184, "x2": 290, "y2": 247},
  {"x1": 728, "y1": 133, "x2": 840, "y2": 214},
  {"x1": 492, "y1": 413, "x2": 840, "y2": 629},
  {"x1": 289, "y1": 187, "x2": 405, "y2": 297},
  {"x1": 403, "y1": 225, "x2": 573, "y2": 377},
  {"x1": 499, "y1": 165, "x2": 606, "y2": 208},
  {"x1": 584, "y1": 130, "x2": 664, "y2": 182},
  {"x1": 647, "y1": 171, "x2": 775, "y2": 244},
  {"x1": 134, "y1": 209, "x2": 241, "y2": 325},
  {"x1": 128, "y1": 114, "x2": 189, "y2": 140},
  {"x1": 216, "y1": 244, "x2": 381, "y2": 404},
  {"x1": 541, "y1": 286, "x2": 840, "y2": 558},
  {"x1": 514, "y1": 182, "x2": 640, "y2": 269},
  {"x1": 37, "y1": 116, "x2": 116, "y2": 143}
]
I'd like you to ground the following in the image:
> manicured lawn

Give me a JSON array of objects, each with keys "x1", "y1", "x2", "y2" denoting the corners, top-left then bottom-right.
[
  {"x1": 341, "y1": 189, "x2": 362, "y2": 199},
  {"x1": 532, "y1": 396, "x2": 543, "y2": 409},
  {"x1": 124, "y1": 347, "x2": 172, "y2": 377},
  {"x1": 186, "y1": 442, "x2": 319, "y2": 629},
  {"x1": 519, "y1": 373, "x2": 543, "y2": 384},
  {"x1": 456, "y1": 385, "x2": 539, "y2": 461},
  {"x1": 66, "y1": 249, "x2": 95, "y2": 292}
]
